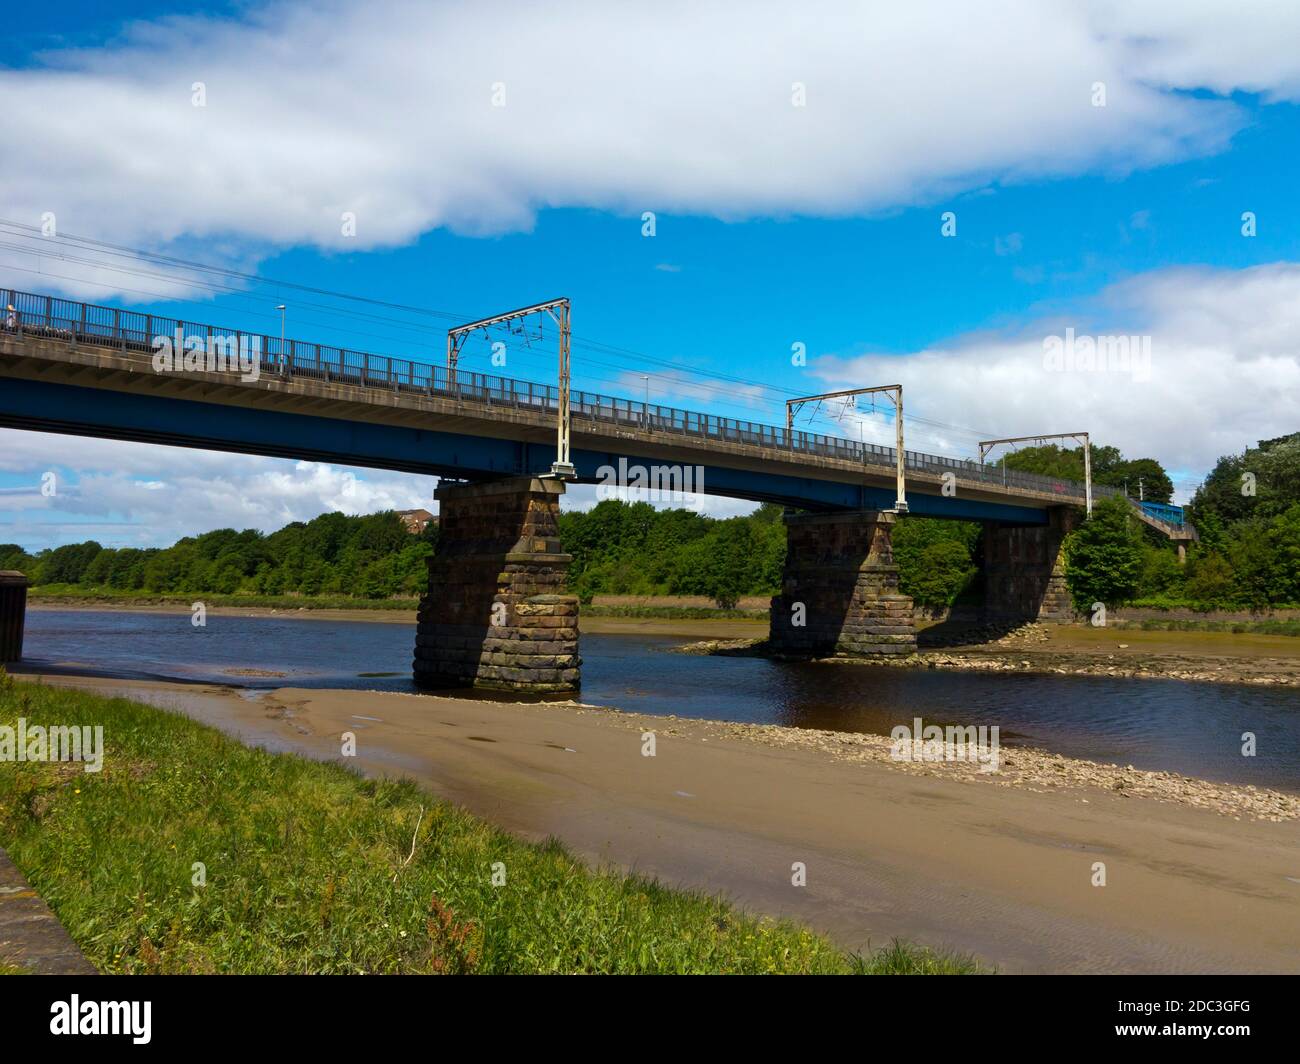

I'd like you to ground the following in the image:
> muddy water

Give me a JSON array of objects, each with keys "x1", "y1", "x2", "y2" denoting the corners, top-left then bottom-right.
[{"x1": 19, "y1": 608, "x2": 1300, "y2": 790}]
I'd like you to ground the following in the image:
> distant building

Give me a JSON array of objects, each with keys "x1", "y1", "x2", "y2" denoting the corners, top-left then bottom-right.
[{"x1": 396, "y1": 508, "x2": 435, "y2": 534}]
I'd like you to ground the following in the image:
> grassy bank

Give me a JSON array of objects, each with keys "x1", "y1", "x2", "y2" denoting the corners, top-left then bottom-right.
[
  {"x1": 583, "y1": 604, "x2": 765, "y2": 620},
  {"x1": 0, "y1": 676, "x2": 975, "y2": 975},
  {"x1": 29, "y1": 585, "x2": 417, "y2": 612},
  {"x1": 30, "y1": 587, "x2": 768, "y2": 621},
  {"x1": 1116, "y1": 618, "x2": 1300, "y2": 637}
]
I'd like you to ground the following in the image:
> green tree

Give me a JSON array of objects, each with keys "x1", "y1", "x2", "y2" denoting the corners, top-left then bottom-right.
[
  {"x1": 1063, "y1": 496, "x2": 1143, "y2": 609},
  {"x1": 1000, "y1": 443, "x2": 1173, "y2": 503},
  {"x1": 1137, "y1": 545, "x2": 1183, "y2": 599},
  {"x1": 907, "y1": 540, "x2": 977, "y2": 608},
  {"x1": 1270, "y1": 505, "x2": 1300, "y2": 604},
  {"x1": 1107, "y1": 458, "x2": 1173, "y2": 504},
  {"x1": 892, "y1": 518, "x2": 978, "y2": 608},
  {"x1": 0, "y1": 544, "x2": 36, "y2": 572},
  {"x1": 1188, "y1": 433, "x2": 1300, "y2": 525},
  {"x1": 35, "y1": 541, "x2": 103, "y2": 585},
  {"x1": 1183, "y1": 553, "x2": 1237, "y2": 611},
  {"x1": 1226, "y1": 518, "x2": 1279, "y2": 609}
]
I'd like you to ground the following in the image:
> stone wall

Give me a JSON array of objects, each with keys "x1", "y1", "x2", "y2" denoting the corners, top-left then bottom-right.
[
  {"x1": 0, "y1": 570, "x2": 27, "y2": 663},
  {"x1": 982, "y1": 506, "x2": 1078, "y2": 623},
  {"x1": 769, "y1": 510, "x2": 916, "y2": 658},
  {"x1": 413, "y1": 476, "x2": 580, "y2": 693}
]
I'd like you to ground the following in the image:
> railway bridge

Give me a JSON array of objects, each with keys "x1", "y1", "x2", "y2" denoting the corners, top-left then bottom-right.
[{"x1": 0, "y1": 290, "x2": 1182, "y2": 692}]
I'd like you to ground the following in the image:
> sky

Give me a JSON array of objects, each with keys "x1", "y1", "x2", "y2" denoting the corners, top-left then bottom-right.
[{"x1": 3, "y1": 0, "x2": 1300, "y2": 549}]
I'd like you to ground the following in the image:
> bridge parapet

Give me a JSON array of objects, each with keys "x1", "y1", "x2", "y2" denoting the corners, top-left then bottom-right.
[{"x1": 2, "y1": 287, "x2": 1107, "y2": 510}]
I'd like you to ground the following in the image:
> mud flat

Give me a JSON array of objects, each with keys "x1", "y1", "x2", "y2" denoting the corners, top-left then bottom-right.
[
  {"x1": 12, "y1": 670, "x2": 1300, "y2": 974},
  {"x1": 26, "y1": 600, "x2": 768, "y2": 638},
  {"x1": 678, "y1": 622, "x2": 1300, "y2": 688}
]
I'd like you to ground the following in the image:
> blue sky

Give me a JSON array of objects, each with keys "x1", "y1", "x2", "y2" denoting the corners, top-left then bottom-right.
[{"x1": 3, "y1": 1, "x2": 1300, "y2": 548}]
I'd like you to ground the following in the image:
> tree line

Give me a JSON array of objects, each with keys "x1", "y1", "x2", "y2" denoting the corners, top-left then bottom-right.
[
  {"x1": 1064, "y1": 433, "x2": 1300, "y2": 610},
  {"x1": 5, "y1": 433, "x2": 1291, "y2": 613},
  {"x1": 0, "y1": 510, "x2": 436, "y2": 601}
]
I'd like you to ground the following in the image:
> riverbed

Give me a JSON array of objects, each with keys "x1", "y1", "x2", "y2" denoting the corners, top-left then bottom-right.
[{"x1": 16, "y1": 608, "x2": 1300, "y2": 791}]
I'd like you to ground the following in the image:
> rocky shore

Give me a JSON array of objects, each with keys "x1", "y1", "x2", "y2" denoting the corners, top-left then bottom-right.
[
  {"x1": 675, "y1": 622, "x2": 1300, "y2": 687},
  {"x1": 627, "y1": 705, "x2": 1300, "y2": 823}
]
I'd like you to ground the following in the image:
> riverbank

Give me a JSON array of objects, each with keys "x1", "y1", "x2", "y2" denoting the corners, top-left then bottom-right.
[
  {"x1": 9, "y1": 671, "x2": 1299, "y2": 972},
  {"x1": 30, "y1": 590, "x2": 1300, "y2": 632},
  {"x1": 28, "y1": 596, "x2": 1300, "y2": 658},
  {"x1": 0, "y1": 676, "x2": 971, "y2": 975},
  {"x1": 26, "y1": 599, "x2": 769, "y2": 638},
  {"x1": 679, "y1": 622, "x2": 1300, "y2": 687}
]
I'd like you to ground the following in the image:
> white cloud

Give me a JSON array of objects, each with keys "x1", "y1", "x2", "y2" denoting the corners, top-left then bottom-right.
[
  {"x1": 811, "y1": 262, "x2": 1300, "y2": 500},
  {"x1": 0, "y1": 432, "x2": 434, "y2": 547},
  {"x1": 1090, "y1": 0, "x2": 1300, "y2": 101},
  {"x1": 4, "y1": 0, "x2": 1299, "y2": 277},
  {"x1": 0, "y1": 426, "x2": 755, "y2": 547}
]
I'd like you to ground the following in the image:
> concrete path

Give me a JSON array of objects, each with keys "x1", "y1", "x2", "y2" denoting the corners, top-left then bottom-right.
[{"x1": 0, "y1": 848, "x2": 96, "y2": 974}]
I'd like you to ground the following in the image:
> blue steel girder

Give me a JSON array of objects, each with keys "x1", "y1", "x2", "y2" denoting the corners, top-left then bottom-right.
[{"x1": 0, "y1": 376, "x2": 1049, "y2": 525}]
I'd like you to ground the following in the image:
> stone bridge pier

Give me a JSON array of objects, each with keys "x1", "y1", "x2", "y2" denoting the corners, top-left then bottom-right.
[
  {"x1": 413, "y1": 476, "x2": 580, "y2": 694},
  {"x1": 981, "y1": 506, "x2": 1079, "y2": 623},
  {"x1": 769, "y1": 509, "x2": 916, "y2": 658}
]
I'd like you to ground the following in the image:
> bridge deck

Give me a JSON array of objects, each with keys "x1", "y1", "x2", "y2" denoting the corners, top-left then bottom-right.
[{"x1": 0, "y1": 289, "x2": 1122, "y2": 521}]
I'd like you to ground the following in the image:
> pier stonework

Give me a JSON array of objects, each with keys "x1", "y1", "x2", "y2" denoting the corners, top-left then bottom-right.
[
  {"x1": 413, "y1": 476, "x2": 579, "y2": 694},
  {"x1": 981, "y1": 506, "x2": 1079, "y2": 623},
  {"x1": 769, "y1": 510, "x2": 916, "y2": 658},
  {"x1": 0, "y1": 571, "x2": 28, "y2": 663}
]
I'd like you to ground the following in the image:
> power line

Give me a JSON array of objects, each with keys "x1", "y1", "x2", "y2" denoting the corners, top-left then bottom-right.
[{"x1": 0, "y1": 220, "x2": 1006, "y2": 447}]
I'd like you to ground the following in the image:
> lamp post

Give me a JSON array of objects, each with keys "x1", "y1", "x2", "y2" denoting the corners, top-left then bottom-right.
[{"x1": 275, "y1": 304, "x2": 286, "y2": 375}]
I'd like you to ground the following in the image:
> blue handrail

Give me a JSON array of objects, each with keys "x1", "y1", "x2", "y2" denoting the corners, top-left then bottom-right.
[{"x1": 1138, "y1": 500, "x2": 1184, "y2": 526}]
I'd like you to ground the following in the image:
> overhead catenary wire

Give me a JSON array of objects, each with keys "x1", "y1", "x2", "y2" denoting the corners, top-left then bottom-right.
[{"x1": 0, "y1": 220, "x2": 1006, "y2": 454}]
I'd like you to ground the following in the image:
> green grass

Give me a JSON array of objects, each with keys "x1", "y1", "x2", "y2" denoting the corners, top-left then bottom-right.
[
  {"x1": 1118, "y1": 618, "x2": 1300, "y2": 636},
  {"x1": 583, "y1": 604, "x2": 767, "y2": 620},
  {"x1": 0, "y1": 674, "x2": 978, "y2": 975},
  {"x1": 1128, "y1": 595, "x2": 1300, "y2": 614},
  {"x1": 30, "y1": 589, "x2": 774, "y2": 621},
  {"x1": 29, "y1": 585, "x2": 417, "y2": 611}
]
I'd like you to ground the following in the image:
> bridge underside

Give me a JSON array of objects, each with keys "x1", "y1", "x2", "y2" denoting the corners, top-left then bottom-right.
[
  {"x1": 0, "y1": 376, "x2": 1050, "y2": 523},
  {"x1": 0, "y1": 350, "x2": 1086, "y2": 694}
]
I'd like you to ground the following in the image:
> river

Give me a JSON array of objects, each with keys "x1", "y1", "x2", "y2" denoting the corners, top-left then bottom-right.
[{"x1": 17, "y1": 608, "x2": 1300, "y2": 791}]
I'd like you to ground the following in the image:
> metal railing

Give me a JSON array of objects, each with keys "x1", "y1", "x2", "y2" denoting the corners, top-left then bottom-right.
[
  {"x1": 1137, "y1": 500, "x2": 1185, "y2": 527},
  {"x1": 1, "y1": 288, "x2": 1118, "y2": 504}
]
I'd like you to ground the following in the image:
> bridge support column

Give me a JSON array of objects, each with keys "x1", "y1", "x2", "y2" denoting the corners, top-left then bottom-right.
[
  {"x1": 981, "y1": 506, "x2": 1078, "y2": 624},
  {"x1": 413, "y1": 476, "x2": 580, "y2": 694},
  {"x1": 769, "y1": 510, "x2": 916, "y2": 658},
  {"x1": 0, "y1": 571, "x2": 28, "y2": 663}
]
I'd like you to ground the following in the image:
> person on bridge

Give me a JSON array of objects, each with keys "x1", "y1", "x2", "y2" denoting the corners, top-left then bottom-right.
[{"x1": 4, "y1": 305, "x2": 16, "y2": 329}]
